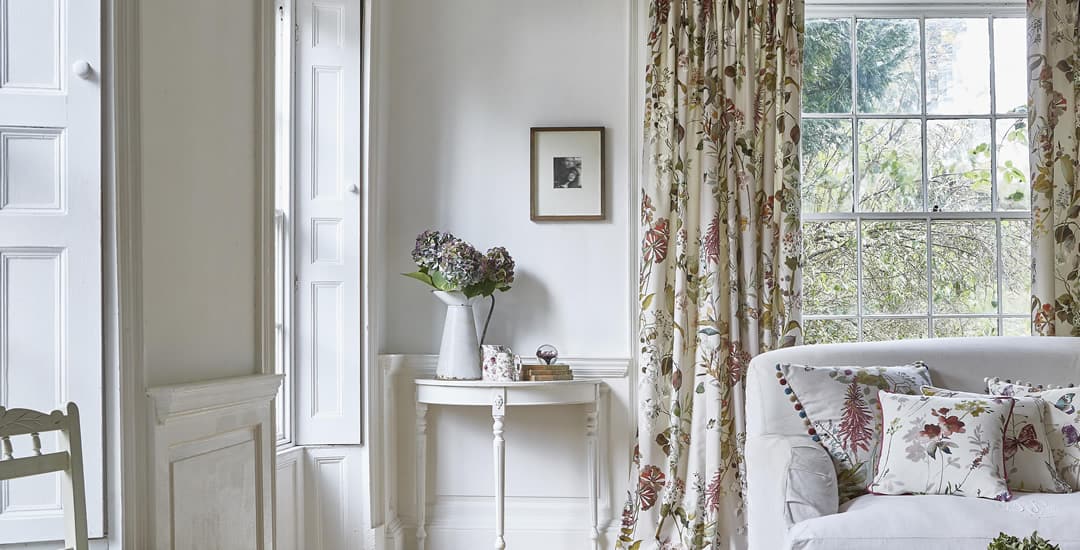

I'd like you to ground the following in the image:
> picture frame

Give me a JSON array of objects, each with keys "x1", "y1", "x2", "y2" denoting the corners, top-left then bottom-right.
[{"x1": 530, "y1": 126, "x2": 606, "y2": 221}]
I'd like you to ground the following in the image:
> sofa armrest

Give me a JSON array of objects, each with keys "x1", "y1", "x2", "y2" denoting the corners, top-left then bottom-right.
[{"x1": 746, "y1": 434, "x2": 838, "y2": 550}]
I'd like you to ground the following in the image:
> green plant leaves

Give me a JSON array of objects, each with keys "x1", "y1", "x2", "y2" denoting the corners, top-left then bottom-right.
[
  {"x1": 402, "y1": 271, "x2": 434, "y2": 287},
  {"x1": 430, "y1": 270, "x2": 455, "y2": 291}
]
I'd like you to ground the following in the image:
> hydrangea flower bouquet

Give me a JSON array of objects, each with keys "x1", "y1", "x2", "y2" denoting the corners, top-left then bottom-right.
[{"x1": 404, "y1": 230, "x2": 514, "y2": 379}]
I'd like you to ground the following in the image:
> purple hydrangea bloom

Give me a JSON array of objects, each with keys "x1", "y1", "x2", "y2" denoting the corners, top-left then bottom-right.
[
  {"x1": 483, "y1": 247, "x2": 515, "y2": 287},
  {"x1": 412, "y1": 230, "x2": 454, "y2": 270},
  {"x1": 437, "y1": 238, "x2": 484, "y2": 288}
]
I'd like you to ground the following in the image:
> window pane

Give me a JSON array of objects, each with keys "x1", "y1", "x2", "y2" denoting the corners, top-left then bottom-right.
[
  {"x1": 927, "y1": 119, "x2": 992, "y2": 211},
  {"x1": 802, "y1": 119, "x2": 854, "y2": 213},
  {"x1": 863, "y1": 318, "x2": 928, "y2": 341},
  {"x1": 805, "y1": 319, "x2": 858, "y2": 344},
  {"x1": 997, "y1": 118, "x2": 1030, "y2": 211},
  {"x1": 857, "y1": 19, "x2": 921, "y2": 113},
  {"x1": 858, "y1": 119, "x2": 923, "y2": 212},
  {"x1": 804, "y1": 19, "x2": 852, "y2": 113},
  {"x1": 1002, "y1": 317, "x2": 1031, "y2": 336},
  {"x1": 994, "y1": 18, "x2": 1028, "y2": 114},
  {"x1": 934, "y1": 317, "x2": 997, "y2": 337},
  {"x1": 926, "y1": 19, "x2": 991, "y2": 114},
  {"x1": 1002, "y1": 219, "x2": 1032, "y2": 314},
  {"x1": 862, "y1": 220, "x2": 928, "y2": 314},
  {"x1": 931, "y1": 220, "x2": 997, "y2": 314},
  {"x1": 804, "y1": 221, "x2": 858, "y2": 315}
]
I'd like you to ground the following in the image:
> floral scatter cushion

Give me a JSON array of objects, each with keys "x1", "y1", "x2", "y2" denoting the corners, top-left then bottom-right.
[
  {"x1": 776, "y1": 362, "x2": 932, "y2": 502},
  {"x1": 988, "y1": 379, "x2": 1080, "y2": 490},
  {"x1": 923, "y1": 386, "x2": 1069, "y2": 493},
  {"x1": 868, "y1": 391, "x2": 1014, "y2": 501}
]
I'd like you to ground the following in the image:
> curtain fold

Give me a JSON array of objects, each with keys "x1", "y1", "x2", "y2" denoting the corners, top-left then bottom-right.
[
  {"x1": 619, "y1": 1, "x2": 804, "y2": 548},
  {"x1": 1030, "y1": 0, "x2": 1080, "y2": 336}
]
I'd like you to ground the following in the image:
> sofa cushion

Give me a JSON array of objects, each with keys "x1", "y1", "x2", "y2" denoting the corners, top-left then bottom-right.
[
  {"x1": 777, "y1": 362, "x2": 932, "y2": 501},
  {"x1": 785, "y1": 440, "x2": 839, "y2": 526},
  {"x1": 923, "y1": 386, "x2": 1070, "y2": 493},
  {"x1": 988, "y1": 379, "x2": 1080, "y2": 490},
  {"x1": 786, "y1": 493, "x2": 1080, "y2": 550},
  {"x1": 868, "y1": 392, "x2": 1013, "y2": 501}
]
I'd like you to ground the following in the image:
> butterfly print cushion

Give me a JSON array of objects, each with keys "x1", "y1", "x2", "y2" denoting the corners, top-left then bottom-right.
[
  {"x1": 923, "y1": 386, "x2": 1070, "y2": 493},
  {"x1": 987, "y1": 380, "x2": 1080, "y2": 491}
]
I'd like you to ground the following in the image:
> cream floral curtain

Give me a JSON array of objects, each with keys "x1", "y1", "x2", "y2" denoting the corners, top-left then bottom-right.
[
  {"x1": 618, "y1": 1, "x2": 804, "y2": 548},
  {"x1": 1030, "y1": 0, "x2": 1080, "y2": 336}
]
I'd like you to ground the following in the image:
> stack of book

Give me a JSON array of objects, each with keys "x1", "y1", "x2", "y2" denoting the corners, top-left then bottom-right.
[{"x1": 524, "y1": 364, "x2": 573, "y2": 381}]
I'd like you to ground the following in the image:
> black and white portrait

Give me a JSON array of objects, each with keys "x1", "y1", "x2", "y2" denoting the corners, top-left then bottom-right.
[{"x1": 553, "y1": 157, "x2": 582, "y2": 189}]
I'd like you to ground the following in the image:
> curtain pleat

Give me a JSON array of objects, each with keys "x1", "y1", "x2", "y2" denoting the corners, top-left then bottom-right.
[
  {"x1": 619, "y1": 1, "x2": 804, "y2": 548},
  {"x1": 1030, "y1": 0, "x2": 1080, "y2": 336}
]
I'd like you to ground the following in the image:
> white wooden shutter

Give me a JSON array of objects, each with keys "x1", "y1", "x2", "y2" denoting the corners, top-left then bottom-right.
[
  {"x1": 293, "y1": 0, "x2": 362, "y2": 444},
  {"x1": 0, "y1": 0, "x2": 103, "y2": 541}
]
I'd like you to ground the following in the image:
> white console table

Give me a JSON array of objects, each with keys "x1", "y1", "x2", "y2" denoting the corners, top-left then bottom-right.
[{"x1": 414, "y1": 379, "x2": 602, "y2": 550}]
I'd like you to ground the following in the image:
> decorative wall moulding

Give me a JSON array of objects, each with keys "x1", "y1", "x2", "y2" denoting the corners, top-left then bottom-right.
[{"x1": 147, "y1": 373, "x2": 284, "y2": 425}]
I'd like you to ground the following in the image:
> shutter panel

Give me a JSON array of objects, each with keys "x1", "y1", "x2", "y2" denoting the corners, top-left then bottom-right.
[
  {"x1": 0, "y1": 0, "x2": 103, "y2": 540},
  {"x1": 293, "y1": 0, "x2": 362, "y2": 444}
]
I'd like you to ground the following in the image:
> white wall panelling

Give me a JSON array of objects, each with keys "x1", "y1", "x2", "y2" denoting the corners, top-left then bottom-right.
[
  {"x1": 382, "y1": 355, "x2": 630, "y2": 550},
  {"x1": 294, "y1": 0, "x2": 363, "y2": 445},
  {"x1": 274, "y1": 445, "x2": 305, "y2": 550},
  {"x1": 0, "y1": 0, "x2": 102, "y2": 542},
  {"x1": 146, "y1": 374, "x2": 281, "y2": 550}
]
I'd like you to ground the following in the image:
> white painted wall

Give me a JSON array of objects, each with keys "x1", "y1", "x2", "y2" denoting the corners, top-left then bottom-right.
[
  {"x1": 124, "y1": 1, "x2": 275, "y2": 547},
  {"x1": 382, "y1": 0, "x2": 633, "y2": 358},
  {"x1": 378, "y1": 1, "x2": 641, "y2": 548},
  {"x1": 138, "y1": 0, "x2": 264, "y2": 386}
]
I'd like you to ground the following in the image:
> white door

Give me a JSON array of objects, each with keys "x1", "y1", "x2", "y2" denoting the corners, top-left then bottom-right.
[
  {"x1": 293, "y1": 0, "x2": 362, "y2": 444},
  {"x1": 0, "y1": 0, "x2": 102, "y2": 541}
]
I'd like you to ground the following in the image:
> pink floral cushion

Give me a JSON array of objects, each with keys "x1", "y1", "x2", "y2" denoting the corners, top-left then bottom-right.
[
  {"x1": 776, "y1": 362, "x2": 931, "y2": 502},
  {"x1": 868, "y1": 391, "x2": 1013, "y2": 501},
  {"x1": 922, "y1": 386, "x2": 1070, "y2": 493}
]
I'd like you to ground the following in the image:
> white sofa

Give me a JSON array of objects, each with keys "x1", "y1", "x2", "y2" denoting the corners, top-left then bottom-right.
[{"x1": 746, "y1": 336, "x2": 1080, "y2": 550}]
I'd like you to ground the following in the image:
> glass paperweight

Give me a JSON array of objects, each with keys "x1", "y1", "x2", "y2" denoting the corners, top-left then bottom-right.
[{"x1": 536, "y1": 344, "x2": 559, "y2": 365}]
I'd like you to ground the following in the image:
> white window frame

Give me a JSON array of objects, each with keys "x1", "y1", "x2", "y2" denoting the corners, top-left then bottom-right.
[
  {"x1": 274, "y1": 0, "x2": 295, "y2": 447},
  {"x1": 802, "y1": 2, "x2": 1031, "y2": 341}
]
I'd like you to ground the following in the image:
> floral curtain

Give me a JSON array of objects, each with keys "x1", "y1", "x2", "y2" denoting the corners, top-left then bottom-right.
[
  {"x1": 1030, "y1": 0, "x2": 1080, "y2": 336},
  {"x1": 618, "y1": 0, "x2": 804, "y2": 548}
]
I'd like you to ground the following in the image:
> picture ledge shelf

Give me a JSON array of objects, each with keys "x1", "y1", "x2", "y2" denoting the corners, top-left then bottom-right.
[{"x1": 379, "y1": 354, "x2": 631, "y2": 380}]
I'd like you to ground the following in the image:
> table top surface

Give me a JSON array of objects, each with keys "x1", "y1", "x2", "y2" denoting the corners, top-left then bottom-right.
[{"x1": 415, "y1": 378, "x2": 601, "y2": 388}]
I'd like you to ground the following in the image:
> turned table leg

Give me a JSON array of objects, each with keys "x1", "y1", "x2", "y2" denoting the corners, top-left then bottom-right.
[
  {"x1": 416, "y1": 400, "x2": 429, "y2": 550},
  {"x1": 586, "y1": 391, "x2": 600, "y2": 550},
  {"x1": 492, "y1": 390, "x2": 507, "y2": 550}
]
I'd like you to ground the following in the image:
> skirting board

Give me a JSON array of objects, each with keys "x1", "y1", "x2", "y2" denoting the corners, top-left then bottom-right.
[{"x1": 379, "y1": 354, "x2": 631, "y2": 550}]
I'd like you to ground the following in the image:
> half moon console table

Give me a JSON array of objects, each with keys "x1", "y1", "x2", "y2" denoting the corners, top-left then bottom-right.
[{"x1": 414, "y1": 378, "x2": 602, "y2": 550}]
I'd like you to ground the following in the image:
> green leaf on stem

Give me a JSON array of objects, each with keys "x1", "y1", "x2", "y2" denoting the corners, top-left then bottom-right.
[{"x1": 402, "y1": 271, "x2": 434, "y2": 287}]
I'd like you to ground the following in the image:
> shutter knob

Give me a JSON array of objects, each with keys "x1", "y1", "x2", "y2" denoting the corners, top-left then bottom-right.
[{"x1": 73, "y1": 60, "x2": 93, "y2": 79}]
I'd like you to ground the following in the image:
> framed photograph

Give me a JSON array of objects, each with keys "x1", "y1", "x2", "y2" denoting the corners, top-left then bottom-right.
[{"x1": 530, "y1": 127, "x2": 606, "y2": 221}]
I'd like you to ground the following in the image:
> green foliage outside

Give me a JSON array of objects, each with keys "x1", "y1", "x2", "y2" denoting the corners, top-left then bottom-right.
[{"x1": 801, "y1": 18, "x2": 1032, "y2": 344}]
